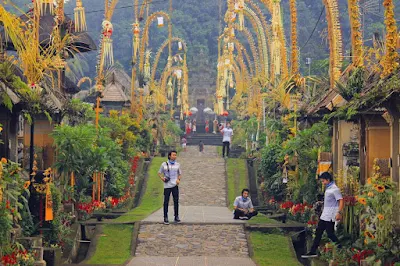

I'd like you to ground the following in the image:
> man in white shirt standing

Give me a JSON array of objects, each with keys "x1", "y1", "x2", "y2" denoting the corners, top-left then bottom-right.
[
  {"x1": 302, "y1": 172, "x2": 343, "y2": 258},
  {"x1": 158, "y1": 151, "x2": 182, "y2": 225},
  {"x1": 220, "y1": 122, "x2": 233, "y2": 158}
]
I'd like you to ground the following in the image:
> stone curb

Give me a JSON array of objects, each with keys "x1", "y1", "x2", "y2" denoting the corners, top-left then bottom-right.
[
  {"x1": 140, "y1": 221, "x2": 246, "y2": 225},
  {"x1": 81, "y1": 224, "x2": 103, "y2": 264},
  {"x1": 126, "y1": 222, "x2": 141, "y2": 265},
  {"x1": 287, "y1": 235, "x2": 303, "y2": 266},
  {"x1": 245, "y1": 225, "x2": 254, "y2": 258}
]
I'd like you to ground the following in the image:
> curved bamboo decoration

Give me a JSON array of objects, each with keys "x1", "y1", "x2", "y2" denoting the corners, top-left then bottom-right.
[
  {"x1": 382, "y1": 0, "x2": 399, "y2": 77},
  {"x1": 257, "y1": 0, "x2": 288, "y2": 78},
  {"x1": 233, "y1": 24, "x2": 260, "y2": 75},
  {"x1": 236, "y1": 41, "x2": 255, "y2": 76},
  {"x1": 290, "y1": 0, "x2": 299, "y2": 75},
  {"x1": 322, "y1": 0, "x2": 343, "y2": 88},
  {"x1": 151, "y1": 37, "x2": 187, "y2": 83},
  {"x1": 139, "y1": 11, "x2": 172, "y2": 73},
  {"x1": 348, "y1": 0, "x2": 363, "y2": 67},
  {"x1": 243, "y1": 6, "x2": 269, "y2": 78},
  {"x1": 219, "y1": 36, "x2": 252, "y2": 78}
]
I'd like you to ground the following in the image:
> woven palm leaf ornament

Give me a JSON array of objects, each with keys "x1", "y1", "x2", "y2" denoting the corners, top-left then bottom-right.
[
  {"x1": 35, "y1": 0, "x2": 54, "y2": 16},
  {"x1": 102, "y1": 20, "x2": 114, "y2": 66},
  {"x1": 132, "y1": 21, "x2": 140, "y2": 61},
  {"x1": 144, "y1": 50, "x2": 151, "y2": 80},
  {"x1": 234, "y1": 0, "x2": 245, "y2": 30},
  {"x1": 167, "y1": 77, "x2": 173, "y2": 99},
  {"x1": 74, "y1": 0, "x2": 87, "y2": 32}
]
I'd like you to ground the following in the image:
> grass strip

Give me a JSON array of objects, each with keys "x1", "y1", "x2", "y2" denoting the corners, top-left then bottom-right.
[
  {"x1": 226, "y1": 158, "x2": 248, "y2": 209},
  {"x1": 250, "y1": 232, "x2": 301, "y2": 266},
  {"x1": 115, "y1": 157, "x2": 166, "y2": 223},
  {"x1": 88, "y1": 157, "x2": 166, "y2": 264},
  {"x1": 87, "y1": 224, "x2": 133, "y2": 265}
]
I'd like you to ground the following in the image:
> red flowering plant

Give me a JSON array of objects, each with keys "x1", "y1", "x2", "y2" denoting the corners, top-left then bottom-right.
[
  {"x1": 0, "y1": 159, "x2": 28, "y2": 255},
  {"x1": 282, "y1": 202, "x2": 313, "y2": 223},
  {"x1": 129, "y1": 156, "x2": 140, "y2": 190},
  {"x1": 1, "y1": 244, "x2": 35, "y2": 266},
  {"x1": 280, "y1": 201, "x2": 294, "y2": 210},
  {"x1": 350, "y1": 248, "x2": 374, "y2": 265}
]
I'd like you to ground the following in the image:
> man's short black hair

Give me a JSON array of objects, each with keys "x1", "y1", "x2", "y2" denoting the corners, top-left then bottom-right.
[
  {"x1": 319, "y1": 172, "x2": 333, "y2": 182},
  {"x1": 242, "y1": 188, "x2": 250, "y2": 195},
  {"x1": 168, "y1": 150, "x2": 177, "y2": 159}
]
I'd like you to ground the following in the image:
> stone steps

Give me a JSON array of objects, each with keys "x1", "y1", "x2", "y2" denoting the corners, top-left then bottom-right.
[
  {"x1": 135, "y1": 224, "x2": 249, "y2": 257},
  {"x1": 186, "y1": 134, "x2": 223, "y2": 146}
]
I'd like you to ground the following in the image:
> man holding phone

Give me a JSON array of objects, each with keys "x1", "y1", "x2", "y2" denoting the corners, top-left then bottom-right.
[{"x1": 158, "y1": 150, "x2": 182, "y2": 225}]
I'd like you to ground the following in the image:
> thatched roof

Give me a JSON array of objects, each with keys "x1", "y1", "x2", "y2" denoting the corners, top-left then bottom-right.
[
  {"x1": 102, "y1": 73, "x2": 130, "y2": 103},
  {"x1": 0, "y1": 11, "x2": 96, "y2": 54},
  {"x1": 105, "y1": 68, "x2": 132, "y2": 96},
  {"x1": 308, "y1": 67, "x2": 400, "y2": 120},
  {"x1": 307, "y1": 89, "x2": 347, "y2": 115},
  {"x1": 0, "y1": 80, "x2": 20, "y2": 104},
  {"x1": 0, "y1": 78, "x2": 63, "y2": 112}
]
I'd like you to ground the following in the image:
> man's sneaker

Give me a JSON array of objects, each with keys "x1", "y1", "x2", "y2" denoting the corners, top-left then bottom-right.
[
  {"x1": 163, "y1": 217, "x2": 169, "y2": 225},
  {"x1": 301, "y1": 252, "x2": 318, "y2": 258},
  {"x1": 239, "y1": 216, "x2": 249, "y2": 220},
  {"x1": 174, "y1": 216, "x2": 181, "y2": 223}
]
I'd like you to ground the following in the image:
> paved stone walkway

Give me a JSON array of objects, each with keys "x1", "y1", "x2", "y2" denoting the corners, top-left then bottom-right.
[
  {"x1": 128, "y1": 146, "x2": 256, "y2": 266},
  {"x1": 143, "y1": 206, "x2": 245, "y2": 224},
  {"x1": 135, "y1": 224, "x2": 249, "y2": 257},
  {"x1": 177, "y1": 147, "x2": 226, "y2": 206}
]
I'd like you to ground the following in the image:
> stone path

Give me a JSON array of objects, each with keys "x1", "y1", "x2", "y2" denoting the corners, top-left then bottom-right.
[
  {"x1": 177, "y1": 147, "x2": 226, "y2": 206},
  {"x1": 135, "y1": 224, "x2": 249, "y2": 257},
  {"x1": 143, "y1": 206, "x2": 245, "y2": 224},
  {"x1": 128, "y1": 146, "x2": 256, "y2": 266}
]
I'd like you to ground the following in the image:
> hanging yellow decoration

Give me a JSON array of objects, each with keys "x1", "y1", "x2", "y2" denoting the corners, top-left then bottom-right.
[
  {"x1": 132, "y1": 21, "x2": 140, "y2": 61},
  {"x1": 271, "y1": 0, "x2": 282, "y2": 76},
  {"x1": 167, "y1": 78, "x2": 173, "y2": 98},
  {"x1": 36, "y1": 0, "x2": 54, "y2": 16},
  {"x1": 177, "y1": 90, "x2": 181, "y2": 106},
  {"x1": 348, "y1": 0, "x2": 363, "y2": 67},
  {"x1": 102, "y1": 20, "x2": 114, "y2": 66},
  {"x1": 381, "y1": 0, "x2": 399, "y2": 77},
  {"x1": 144, "y1": 50, "x2": 151, "y2": 80},
  {"x1": 237, "y1": 0, "x2": 245, "y2": 31},
  {"x1": 70, "y1": 172, "x2": 75, "y2": 187},
  {"x1": 74, "y1": 0, "x2": 87, "y2": 32},
  {"x1": 45, "y1": 182, "x2": 53, "y2": 221},
  {"x1": 229, "y1": 71, "x2": 234, "y2": 88}
]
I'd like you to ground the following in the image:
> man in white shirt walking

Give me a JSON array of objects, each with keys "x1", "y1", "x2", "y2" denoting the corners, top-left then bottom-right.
[
  {"x1": 220, "y1": 122, "x2": 233, "y2": 158},
  {"x1": 302, "y1": 172, "x2": 343, "y2": 258}
]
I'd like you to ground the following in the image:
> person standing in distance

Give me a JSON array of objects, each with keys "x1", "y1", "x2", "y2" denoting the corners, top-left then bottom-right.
[
  {"x1": 220, "y1": 122, "x2": 233, "y2": 158},
  {"x1": 158, "y1": 151, "x2": 182, "y2": 225}
]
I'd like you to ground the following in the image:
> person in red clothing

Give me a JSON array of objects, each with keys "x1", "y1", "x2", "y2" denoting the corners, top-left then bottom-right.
[{"x1": 205, "y1": 120, "x2": 209, "y2": 133}]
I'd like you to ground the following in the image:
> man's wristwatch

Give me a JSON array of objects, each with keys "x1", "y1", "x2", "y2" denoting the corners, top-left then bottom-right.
[{"x1": 338, "y1": 211, "x2": 343, "y2": 215}]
